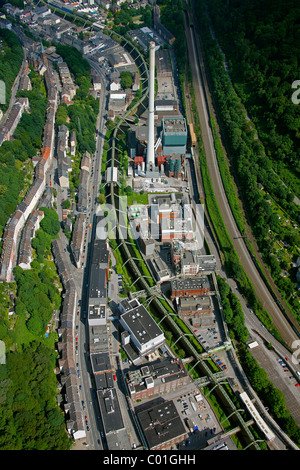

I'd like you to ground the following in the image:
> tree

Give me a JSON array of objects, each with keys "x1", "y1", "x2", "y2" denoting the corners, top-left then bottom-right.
[
  {"x1": 97, "y1": 193, "x2": 106, "y2": 204},
  {"x1": 26, "y1": 314, "x2": 43, "y2": 336},
  {"x1": 120, "y1": 71, "x2": 133, "y2": 89},
  {"x1": 61, "y1": 199, "x2": 71, "y2": 209},
  {"x1": 40, "y1": 208, "x2": 60, "y2": 237}
]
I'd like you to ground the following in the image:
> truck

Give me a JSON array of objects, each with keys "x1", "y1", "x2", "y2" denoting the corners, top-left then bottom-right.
[
  {"x1": 190, "y1": 401, "x2": 197, "y2": 412},
  {"x1": 186, "y1": 418, "x2": 194, "y2": 432}
]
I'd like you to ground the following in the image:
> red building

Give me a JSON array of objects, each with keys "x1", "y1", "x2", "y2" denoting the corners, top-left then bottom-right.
[{"x1": 170, "y1": 277, "x2": 210, "y2": 300}]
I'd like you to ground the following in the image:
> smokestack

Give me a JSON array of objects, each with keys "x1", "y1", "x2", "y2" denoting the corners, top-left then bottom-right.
[{"x1": 146, "y1": 41, "x2": 155, "y2": 167}]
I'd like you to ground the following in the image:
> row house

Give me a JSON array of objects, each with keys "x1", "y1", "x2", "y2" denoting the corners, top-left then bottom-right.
[
  {"x1": 0, "y1": 97, "x2": 29, "y2": 146},
  {"x1": 52, "y1": 238, "x2": 86, "y2": 440},
  {"x1": 0, "y1": 45, "x2": 58, "y2": 282},
  {"x1": 18, "y1": 210, "x2": 44, "y2": 270}
]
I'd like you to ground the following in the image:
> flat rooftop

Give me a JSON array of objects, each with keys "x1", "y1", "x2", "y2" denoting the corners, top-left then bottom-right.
[
  {"x1": 127, "y1": 357, "x2": 189, "y2": 392},
  {"x1": 136, "y1": 399, "x2": 186, "y2": 449},
  {"x1": 162, "y1": 117, "x2": 187, "y2": 134},
  {"x1": 97, "y1": 388, "x2": 124, "y2": 434},
  {"x1": 90, "y1": 351, "x2": 111, "y2": 374},
  {"x1": 171, "y1": 276, "x2": 210, "y2": 291},
  {"x1": 120, "y1": 304, "x2": 164, "y2": 346},
  {"x1": 89, "y1": 264, "x2": 107, "y2": 300}
]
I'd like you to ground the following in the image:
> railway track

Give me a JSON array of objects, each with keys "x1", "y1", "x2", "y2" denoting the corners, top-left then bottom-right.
[
  {"x1": 182, "y1": 5, "x2": 300, "y2": 347},
  {"x1": 101, "y1": 29, "x2": 262, "y2": 449}
]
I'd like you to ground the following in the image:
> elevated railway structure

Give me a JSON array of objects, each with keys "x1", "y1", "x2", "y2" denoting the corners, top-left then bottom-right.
[
  {"x1": 32, "y1": 0, "x2": 299, "y2": 450},
  {"x1": 101, "y1": 29, "x2": 262, "y2": 450}
]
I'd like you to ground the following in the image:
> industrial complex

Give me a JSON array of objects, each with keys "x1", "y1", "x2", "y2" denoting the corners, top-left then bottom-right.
[{"x1": 1, "y1": 0, "x2": 298, "y2": 455}]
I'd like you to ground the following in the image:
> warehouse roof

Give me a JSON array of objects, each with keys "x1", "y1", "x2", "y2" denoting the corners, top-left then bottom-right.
[
  {"x1": 136, "y1": 400, "x2": 186, "y2": 449},
  {"x1": 120, "y1": 304, "x2": 164, "y2": 346}
]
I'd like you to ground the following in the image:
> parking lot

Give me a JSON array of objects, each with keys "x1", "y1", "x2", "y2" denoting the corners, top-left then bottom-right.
[
  {"x1": 161, "y1": 385, "x2": 223, "y2": 450},
  {"x1": 194, "y1": 325, "x2": 223, "y2": 353},
  {"x1": 250, "y1": 344, "x2": 300, "y2": 426}
]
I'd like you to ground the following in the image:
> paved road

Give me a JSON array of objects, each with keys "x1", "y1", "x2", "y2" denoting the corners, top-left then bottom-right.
[{"x1": 183, "y1": 8, "x2": 298, "y2": 348}]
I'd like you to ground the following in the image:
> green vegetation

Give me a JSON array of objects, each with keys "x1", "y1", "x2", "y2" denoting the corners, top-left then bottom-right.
[
  {"x1": 0, "y1": 341, "x2": 71, "y2": 449},
  {"x1": 194, "y1": 0, "x2": 300, "y2": 323},
  {"x1": 210, "y1": 117, "x2": 246, "y2": 235},
  {"x1": 120, "y1": 71, "x2": 133, "y2": 89},
  {"x1": 108, "y1": 2, "x2": 153, "y2": 35},
  {"x1": 0, "y1": 205, "x2": 70, "y2": 449},
  {"x1": 217, "y1": 276, "x2": 248, "y2": 343},
  {"x1": 217, "y1": 275, "x2": 300, "y2": 447},
  {"x1": 0, "y1": 69, "x2": 47, "y2": 239},
  {"x1": 158, "y1": 0, "x2": 186, "y2": 73},
  {"x1": 55, "y1": 44, "x2": 99, "y2": 155},
  {"x1": 207, "y1": 0, "x2": 300, "y2": 181}
]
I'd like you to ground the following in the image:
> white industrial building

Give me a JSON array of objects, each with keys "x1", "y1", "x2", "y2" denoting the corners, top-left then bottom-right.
[{"x1": 119, "y1": 299, "x2": 165, "y2": 361}]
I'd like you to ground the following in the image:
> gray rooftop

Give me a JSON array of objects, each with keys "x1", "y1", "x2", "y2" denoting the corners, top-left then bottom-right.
[
  {"x1": 120, "y1": 304, "x2": 164, "y2": 346},
  {"x1": 136, "y1": 399, "x2": 186, "y2": 449}
]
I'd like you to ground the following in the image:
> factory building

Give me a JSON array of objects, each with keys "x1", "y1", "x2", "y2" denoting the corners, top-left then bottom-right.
[
  {"x1": 161, "y1": 117, "x2": 187, "y2": 156},
  {"x1": 170, "y1": 277, "x2": 210, "y2": 300},
  {"x1": 177, "y1": 296, "x2": 214, "y2": 328},
  {"x1": 88, "y1": 217, "x2": 110, "y2": 326},
  {"x1": 97, "y1": 388, "x2": 125, "y2": 438},
  {"x1": 118, "y1": 298, "x2": 165, "y2": 364},
  {"x1": 155, "y1": 193, "x2": 194, "y2": 242},
  {"x1": 136, "y1": 399, "x2": 187, "y2": 450},
  {"x1": 90, "y1": 351, "x2": 114, "y2": 390},
  {"x1": 126, "y1": 357, "x2": 190, "y2": 402}
]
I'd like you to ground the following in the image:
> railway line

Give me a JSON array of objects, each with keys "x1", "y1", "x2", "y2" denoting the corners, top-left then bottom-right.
[
  {"x1": 100, "y1": 29, "x2": 264, "y2": 450},
  {"x1": 182, "y1": 5, "x2": 300, "y2": 348},
  {"x1": 7, "y1": 0, "x2": 297, "y2": 450}
]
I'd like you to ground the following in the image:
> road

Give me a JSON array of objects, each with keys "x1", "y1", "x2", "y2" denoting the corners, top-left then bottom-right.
[
  {"x1": 183, "y1": 7, "x2": 299, "y2": 348},
  {"x1": 51, "y1": 64, "x2": 108, "y2": 449},
  {"x1": 76, "y1": 66, "x2": 108, "y2": 450}
]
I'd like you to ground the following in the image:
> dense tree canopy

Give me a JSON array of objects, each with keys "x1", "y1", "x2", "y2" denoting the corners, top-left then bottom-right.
[
  {"x1": 0, "y1": 341, "x2": 71, "y2": 449},
  {"x1": 0, "y1": 28, "x2": 23, "y2": 112}
]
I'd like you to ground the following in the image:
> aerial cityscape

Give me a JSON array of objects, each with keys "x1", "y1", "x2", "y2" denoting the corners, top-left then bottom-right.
[{"x1": 0, "y1": 0, "x2": 299, "y2": 455}]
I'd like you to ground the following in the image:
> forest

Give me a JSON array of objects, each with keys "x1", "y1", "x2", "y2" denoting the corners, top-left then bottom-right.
[
  {"x1": 206, "y1": 0, "x2": 300, "y2": 184},
  {"x1": 0, "y1": 207, "x2": 71, "y2": 449},
  {"x1": 0, "y1": 341, "x2": 71, "y2": 449},
  {"x1": 0, "y1": 28, "x2": 23, "y2": 112},
  {"x1": 194, "y1": 0, "x2": 300, "y2": 322}
]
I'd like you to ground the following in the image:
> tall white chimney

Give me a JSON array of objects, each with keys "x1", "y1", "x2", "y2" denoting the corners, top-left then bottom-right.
[{"x1": 146, "y1": 41, "x2": 155, "y2": 167}]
